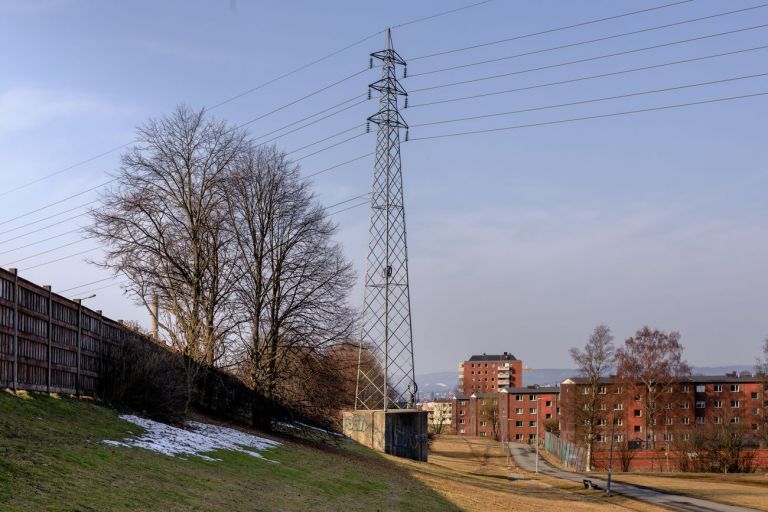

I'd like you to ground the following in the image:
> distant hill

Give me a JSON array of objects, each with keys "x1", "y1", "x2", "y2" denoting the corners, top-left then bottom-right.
[{"x1": 416, "y1": 365, "x2": 755, "y2": 398}]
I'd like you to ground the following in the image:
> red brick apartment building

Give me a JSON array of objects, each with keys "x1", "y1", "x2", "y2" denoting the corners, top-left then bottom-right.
[
  {"x1": 458, "y1": 352, "x2": 522, "y2": 394},
  {"x1": 560, "y1": 373, "x2": 767, "y2": 449},
  {"x1": 453, "y1": 386, "x2": 560, "y2": 440}
]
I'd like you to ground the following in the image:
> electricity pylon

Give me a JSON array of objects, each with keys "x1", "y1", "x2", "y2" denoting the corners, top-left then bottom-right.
[{"x1": 355, "y1": 29, "x2": 417, "y2": 411}]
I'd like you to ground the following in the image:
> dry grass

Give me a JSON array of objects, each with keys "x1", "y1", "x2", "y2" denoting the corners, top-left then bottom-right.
[
  {"x1": 606, "y1": 472, "x2": 768, "y2": 511},
  {"x1": 388, "y1": 436, "x2": 669, "y2": 512}
]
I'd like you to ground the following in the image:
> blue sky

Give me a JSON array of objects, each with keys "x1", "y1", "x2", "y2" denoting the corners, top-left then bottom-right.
[{"x1": 1, "y1": 0, "x2": 767, "y2": 373}]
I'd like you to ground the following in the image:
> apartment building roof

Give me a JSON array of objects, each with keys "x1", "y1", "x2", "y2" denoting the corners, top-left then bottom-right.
[
  {"x1": 467, "y1": 352, "x2": 517, "y2": 362},
  {"x1": 502, "y1": 386, "x2": 560, "y2": 394},
  {"x1": 562, "y1": 373, "x2": 765, "y2": 385}
]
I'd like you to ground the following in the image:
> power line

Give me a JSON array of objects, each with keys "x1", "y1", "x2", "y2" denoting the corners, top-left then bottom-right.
[
  {"x1": 0, "y1": 201, "x2": 96, "y2": 238},
  {"x1": 19, "y1": 247, "x2": 100, "y2": 272},
  {"x1": 304, "y1": 152, "x2": 373, "y2": 179},
  {"x1": 410, "y1": 72, "x2": 768, "y2": 127},
  {"x1": 409, "y1": 0, "x2": 692, "y2": 61},
  {"x1": 328, "y1": 200, "x2": 371, "y2": 216},
  {"x1": 294, "y1": 132, "x2": 368, "y2": 162},
  {"x1": 68, "y1": 280, "x2": 129, "y2": 299},
  {"x1": 252, "y1": 95, "x2": 366, "y2": 142},
  {"x1": 408, "y1": 4, "x2": 768, "y2": 78},
  {"x1": 409, "y1": 91, "x2": 768, "y2": 141},
  {"x1": 408, "y1": 44, "x2": 768, "y2": 108},
  {"x1": 392, "y1": 0, "x2": 496, "y2": 29},
  {"x1": 285, "y1": 124, "x2": 366, "y2": 157},
  {"x1": 410, "y1": 23, "x2": 768, "y2": 93},
  {"x1": 3, "y1": 238, "x2": 89, "y2": 267},
  {"x1": 59, "y1": 275, "x2": 118, "y2": 293},
  {"x1": 0, "y1": 180, "x2": 115, "y2": 228},
  {"x1": 0, "y1": 227, "x2": 83, "y2": 255}
]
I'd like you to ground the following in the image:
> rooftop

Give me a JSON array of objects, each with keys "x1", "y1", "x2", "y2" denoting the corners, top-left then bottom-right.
[
  {"x1": 562, "y1": 372, "x2": 765, "y2": 385},
  {"x1": 502, "y1": 386, "x2": 560, "y2": 394},
  {"x1": 467, "y1": 352, "x2": 517, "y2": 362}
]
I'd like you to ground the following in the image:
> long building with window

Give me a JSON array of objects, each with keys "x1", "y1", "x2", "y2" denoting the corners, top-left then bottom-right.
[{"x1": 559, "y1": 372, "x2": 767, "y2": 449}]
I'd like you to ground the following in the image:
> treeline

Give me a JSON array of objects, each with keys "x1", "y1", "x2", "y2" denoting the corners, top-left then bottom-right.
[{"x1": 89, "y1": 105, "x2": 362, "y2": 430}]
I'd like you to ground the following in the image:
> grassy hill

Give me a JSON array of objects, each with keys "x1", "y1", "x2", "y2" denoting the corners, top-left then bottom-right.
[{"x1": 0, "y1": 390, "x2": 454, "y2": 511}]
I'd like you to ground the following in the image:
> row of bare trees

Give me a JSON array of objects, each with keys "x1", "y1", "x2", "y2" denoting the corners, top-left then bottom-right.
[
  {"x1": 88, "y1": 106, "x2": 358, "y2": 428},
  {"x1": 568, "y1": 325, "x2": 768, "y2": 472}
]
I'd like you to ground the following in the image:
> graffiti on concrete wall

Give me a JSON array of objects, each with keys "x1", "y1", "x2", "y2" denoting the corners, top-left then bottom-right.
[{"x1": 343, "y1": 413, "x2": 370, "y2": 433}]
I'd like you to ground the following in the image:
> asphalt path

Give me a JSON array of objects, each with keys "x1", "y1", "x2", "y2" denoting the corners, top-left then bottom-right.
[{"x1": 507, "y1": 443, "x2": 761, "y2": 512}]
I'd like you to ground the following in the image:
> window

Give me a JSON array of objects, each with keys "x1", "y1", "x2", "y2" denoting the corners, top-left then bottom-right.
[
  {"x1": 545, "y1": 400, "x2": 552, "y2": 407},
  {"x1": 730, "y1": 416, "x2": 740, "y2": 424},
  {"x1": 613, "y1": 434, "x2": 623, "y2": 442},
  {"x1": 515, "y1": 421, "x2": 523, "y2": 427},
  {"x1": 614, "y1": 386, "x2": 623, "y2": 394},
  {"x1": 545, "y1": 413, "x2": 552, "y2": 419},
  {"x1": 696, "y1": 416, "x2": 705, "y2": 425},
  {"x1": 515, "y1": 408, "x2": 523, "y2": 415},
  {"x1": 529, "y1": 408, "x2": 537, "y2": 414},
  {"x1": 731, "y1": 400, "x2": 740, "y2": 408},
  {"x1": 634, "y1": 425, "x2": 642, "y2": 433},
  {"x1": 598, "y1": 386, "x2": 607, "y2": 395},
  {"x1": 529, "y1": 420, "x2": 537, "y2": 427},
  {"x1": 634, "y1": 409, "x2": 642, "y2": 417},
  {"x1": 515, "y1": 434, "x2": 523, "y2": 441},
  {"x1": 696, "y1": 401, "x2": 706, "y2": 409},
  {"x1": 516, "y1": 395, "x2": 523, "y2": 401},
  {"x1": 681, "y1": 417, "x2": 690, "y2": 425},
  {"x1": 459, "y1": 419, "x2": 465, "y2": 424},
  {"x1": 599, "y1": 403, "x2": 607, "y2": 411},
  {"x1": 665, "y1": 417, "x2": 673, "y2": 425},
  {"x1": 581, "y1": 387, "x2": 589, "y2": 395},
  {"x1": 680, "y1": 402, "x2": 690, "y2": 409},
  {"x1": 529, "y1": 434, "x2": 536, "y2": 441},
  {"x1": 696, "y1": 385, "x2": 705, "y2": 393},
  {"x1": 479, "y1": 432, "x2": 487, "y2": 437},
  {"x1": 730, "y1": 384, "x2": 740, "y2": 392},
  {"x1": 595, "y1": 434, "x2": 605, "y2": 443},
  {"x1": 529, "y1": 394, "x2": 536, "y2": 401},
  {"x1": 663, "y1": 433, "x2": 673, "y2": 442},
  {"x1": 682, "y1": 385, "x2": 690, "y2": 393},
  {"x1": 751, "y1": 392, "x2": 759, "y2": 399},
  {"x1": 459, "y1": 428, "x2": 465, "y2": 434},
  {"x1": 666, "y1": 386, "x2": 674, "y2": 393},
  {"x1": 752, "y1": 424, "x2": 759, "y2": 431},
  {"x1": 714, "y1": 416, "x2": 723, "y2": 424},
  {"x1": 665, "y1": 403, "x2": 673, "y2": 410},
  {"x1": 714, "y1": 385, "x2": 723, "y2": 393},
  {"x1": 682, "y1": 433, "x2": 690, "y2": 441},
  {"x1": 613, "y1": 418, "x2": 624, "y2": 426},
  {"x1": 752, "y1": 408, "x2": 760, "y2": 415},
  {"x1": 480, "y1": 421, "x2": 487, "y2": 427},
  {"x1": 614, "y1": 403, "x2": 624, "y2": 411},
  {"x1": 713, "y1": 400, "x2": 722, "y2": 409},
  {"x1": 597, "y1": 419, "x2": 607, "y2": 426}
]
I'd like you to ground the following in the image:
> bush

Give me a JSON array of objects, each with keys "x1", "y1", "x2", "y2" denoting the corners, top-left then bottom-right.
[{"x1": 99, "y1": 335, "x2": 188, "y2": 423}]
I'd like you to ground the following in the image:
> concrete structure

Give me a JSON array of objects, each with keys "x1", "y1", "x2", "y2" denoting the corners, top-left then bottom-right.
[
  {"x1": 458, "y1": 352, "x2": 522, "y2": 394},
  {"x1": 342, "y1": 409, "x2": 428, "y2": 461},
  {"x1": 559, "y1": 372, "x2": 767, "y2": 450}
]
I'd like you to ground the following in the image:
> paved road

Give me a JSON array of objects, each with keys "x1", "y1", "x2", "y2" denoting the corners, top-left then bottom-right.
[{"x1": 507, "y1": 443, "x2": 760, "y2": 512}]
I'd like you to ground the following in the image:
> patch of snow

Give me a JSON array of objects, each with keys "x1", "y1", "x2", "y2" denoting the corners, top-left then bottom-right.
[{"x1": 104, "y1": 415, "x2": 281, "y2": 463}]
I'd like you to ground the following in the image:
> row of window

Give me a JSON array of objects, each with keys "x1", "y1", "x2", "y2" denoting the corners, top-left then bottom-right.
[{"x1": 584, "y1": 384, "x2": 756, "y2": 395}]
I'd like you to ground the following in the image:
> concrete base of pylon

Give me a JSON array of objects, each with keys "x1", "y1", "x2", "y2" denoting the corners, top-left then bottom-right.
[{"x1": 342, "y1": 409, "x2": 428, "y2": 461}]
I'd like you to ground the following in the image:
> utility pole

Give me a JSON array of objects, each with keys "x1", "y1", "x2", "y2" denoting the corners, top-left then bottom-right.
[
  {"x1": 355, "y1": 28, "x2": 416, "y2": 411},
  {"x1": 606, "y1": 410, "x2": 616, "y2": 496}
]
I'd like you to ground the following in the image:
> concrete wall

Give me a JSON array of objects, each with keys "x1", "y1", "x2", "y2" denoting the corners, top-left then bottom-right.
[{"x1": 343, "y1": 409, "x2": 428, "y2": 461}]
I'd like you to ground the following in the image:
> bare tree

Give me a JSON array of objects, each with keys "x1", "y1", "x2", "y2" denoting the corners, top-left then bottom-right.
[
  {"x1": 224, "y1": 144, "x2": 355, "y2": 429},
  {"x1": 88, "y1": 105, "x2": 244, "y2": 410},
  {"x1": 616, "y1": 327, "x2": 690, "y2": 450},
  {"x1": 569, "y1": 324, "x2": 615, "y2": 471},
  {"x1": 755, "y1": 337, "x2": 768, "y2": 447}
]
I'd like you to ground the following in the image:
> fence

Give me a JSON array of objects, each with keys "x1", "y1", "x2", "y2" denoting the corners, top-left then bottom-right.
[
  {"x1": 544, "y1": 431, "x2": 586, "y2": 471},
  {"x1": 0, "y1": 267, "x2": 126, "y2": 395}
]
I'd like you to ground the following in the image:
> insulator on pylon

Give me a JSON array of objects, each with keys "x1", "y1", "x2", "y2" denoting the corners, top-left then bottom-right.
[
  {"x1": 404, "y1": 97, "x2": 408, "y2": 109},
  {"x1": 405, "y1": 129, "x2": 410, "y2": 142},
  {"x1": 367, "y1": 88, "x2": 371, "y2": 100},
  {"x1": 403, "y1": 65, "x2": 407, "y2": 78},
  {"x1": 369, "y1": 57, "x2": 373, "y2": 69},
  {"x1": 366, "y1": 121, "x2": 370, "y2": 133}
]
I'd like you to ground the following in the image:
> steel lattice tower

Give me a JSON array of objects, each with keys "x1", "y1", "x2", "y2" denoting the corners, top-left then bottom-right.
[{"x1": 355, "y1": 29, "x2": 416, "y2": 411}]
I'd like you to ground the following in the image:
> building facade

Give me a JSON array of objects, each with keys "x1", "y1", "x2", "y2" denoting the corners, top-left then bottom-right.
[
  {"x1": 419, "y1": 400, "x2": 453, "y2": 433},
  {"x1": 458, "y1": 352, "x2": 522, "y2": 394},
  {"x1": 560, "y1": 373, "x2": 767, "y2": 450},
  {"x1": 499, "y1": 387, "x2": 560, "y2": 443}
]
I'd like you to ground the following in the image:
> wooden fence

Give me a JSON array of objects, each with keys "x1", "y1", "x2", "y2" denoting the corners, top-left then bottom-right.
[{"x1": 0, "y1": 266, "x2": 132, "y2": 395}]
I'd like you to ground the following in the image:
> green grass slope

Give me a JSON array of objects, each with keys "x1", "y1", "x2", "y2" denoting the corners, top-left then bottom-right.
[{"x1": 0, "y1": 391, "x2": 456, "y2": 511}]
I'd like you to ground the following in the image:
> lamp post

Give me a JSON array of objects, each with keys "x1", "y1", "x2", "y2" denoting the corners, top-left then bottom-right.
[{"x1": 606, "y1": 409, "x2": 616, "y2": 496}]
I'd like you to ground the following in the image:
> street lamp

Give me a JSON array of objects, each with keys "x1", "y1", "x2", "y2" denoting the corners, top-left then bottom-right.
[{"x1": 606, "y1": 410, "x2": 616, "y2": 496}]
